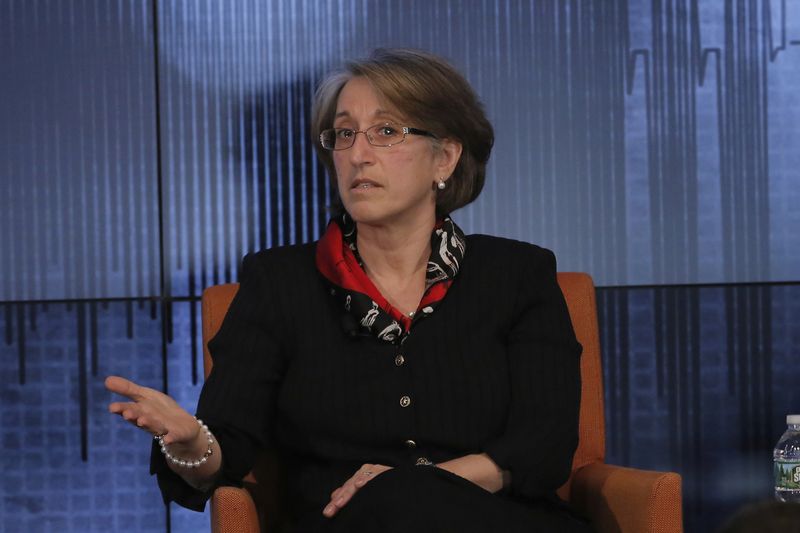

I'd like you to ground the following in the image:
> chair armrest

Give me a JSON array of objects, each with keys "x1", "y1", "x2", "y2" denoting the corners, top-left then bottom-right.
[
  {"x1": 569, "y1": 462, "x2": 683, "y2": 533},
  {"x1": 211, "y1": 486, "x2": 260, "y2": 533}
]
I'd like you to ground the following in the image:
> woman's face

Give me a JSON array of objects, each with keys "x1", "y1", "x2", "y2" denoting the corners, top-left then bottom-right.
[{"x1": 332, "y1": 77, "x2": 460, "y2": 228}]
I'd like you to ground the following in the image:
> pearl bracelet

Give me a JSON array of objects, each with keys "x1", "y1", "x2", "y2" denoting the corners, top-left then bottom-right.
[{"x1": 155, "y1": 417, "x2": 214, "y2": 469}]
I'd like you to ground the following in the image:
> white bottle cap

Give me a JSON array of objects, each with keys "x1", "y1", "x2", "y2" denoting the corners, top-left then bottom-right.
[{"x1": 788, "y1": 415, "x2": 800, "y2": 425}]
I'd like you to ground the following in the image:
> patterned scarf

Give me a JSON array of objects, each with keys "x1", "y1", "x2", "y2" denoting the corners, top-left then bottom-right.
[{"x1": 315, "y1": 213, "x2": 466, "y2": 343}]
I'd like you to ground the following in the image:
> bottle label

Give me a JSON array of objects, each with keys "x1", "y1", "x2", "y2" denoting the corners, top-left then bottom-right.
[{"x1": 775, "y1": 460, "x2": 800, "y2": 489}]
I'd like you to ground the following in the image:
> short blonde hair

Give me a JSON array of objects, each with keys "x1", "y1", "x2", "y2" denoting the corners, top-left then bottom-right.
[{"x1": 311, "y1": 48, "x2": 494, "y2": 216}]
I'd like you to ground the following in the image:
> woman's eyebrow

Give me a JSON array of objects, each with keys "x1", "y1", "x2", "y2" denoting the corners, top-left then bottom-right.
[
  {"x1": 333, "y1": 109, "x2": 399, "y2": 121},
  {"x1": 372, "y1": 109, "x2": 397, "y2": 120}
]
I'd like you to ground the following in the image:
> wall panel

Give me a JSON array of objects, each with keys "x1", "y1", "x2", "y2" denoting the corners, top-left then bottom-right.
[
  {"x1": 600, "y1": 283, "x2": 800, "y2": 531},
  {"x1": 156, "y1": 0, "x2": 799, "y2": 291},
  {"x1": 0, "y1": 0, "x2": 160, "y2": 300},
  {"x1": 0, "y1": 300, "x2": 208, "y2": 532}
]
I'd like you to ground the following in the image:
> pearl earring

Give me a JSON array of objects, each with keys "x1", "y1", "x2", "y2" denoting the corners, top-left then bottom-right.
[{"x1": 437, "y1": 178, "x2": 446, "y2": 190}]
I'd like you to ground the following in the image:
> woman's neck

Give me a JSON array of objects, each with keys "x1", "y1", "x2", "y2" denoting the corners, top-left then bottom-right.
[
  {"x1": 354, "y1": 214, "x2": 435, "y2": 316},
  {"x1": 355, "y1": 217, "x2": 433, "y2": 281}
]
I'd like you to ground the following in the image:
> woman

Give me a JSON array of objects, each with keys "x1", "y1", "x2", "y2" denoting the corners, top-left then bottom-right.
[{"x1": 107, "y1": 48, "x2": 591, "y2": 532}]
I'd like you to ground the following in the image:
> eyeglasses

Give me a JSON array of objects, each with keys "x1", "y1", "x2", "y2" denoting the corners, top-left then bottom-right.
[{"x1": 319, "y1": 123, "x2": 437, "y2": 151}]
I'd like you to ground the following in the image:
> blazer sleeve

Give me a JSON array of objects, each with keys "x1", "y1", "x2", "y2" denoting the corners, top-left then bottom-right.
[
  {"x1": 482, "y1": 246, "x2": 582, "y2": 501},
  {"x1": 150, "y1": 252, "x2": 288, "y2": 511}
]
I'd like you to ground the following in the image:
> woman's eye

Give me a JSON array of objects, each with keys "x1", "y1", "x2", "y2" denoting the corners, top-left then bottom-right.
[
  {"x1": 377, "y1": 126, "x2": 398, "y2": 136},
  {"x1": 336, "y1": 129, "x2": 354, "y2": 139}
]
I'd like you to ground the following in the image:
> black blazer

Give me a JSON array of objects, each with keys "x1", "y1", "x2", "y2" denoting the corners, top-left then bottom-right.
[{"x1": 152, "y1": 234, "x2": 582, "y2": 524}]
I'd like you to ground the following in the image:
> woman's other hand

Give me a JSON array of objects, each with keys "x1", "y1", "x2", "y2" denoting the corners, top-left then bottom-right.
[
  {"x1": 323, "y1": 463, "x2": 393, "y2": 518},
  {"x1": 105, "y1": 375, "x2": 198, "y2": 447},
  {"x1": 105, "y1": 375, "x2": 223, "y2": 487}
]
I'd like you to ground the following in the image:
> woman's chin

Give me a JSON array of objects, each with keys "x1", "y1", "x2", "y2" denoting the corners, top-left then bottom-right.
[
  {"x1": 345, "y1": 198, "x2": 437, "y2": 228},
  {"x1": 345, "y1": 208, "x2": 389, "y2": 226},
  {"x1": 342, "y1": 198, "x2": 385, "y2": 221}
]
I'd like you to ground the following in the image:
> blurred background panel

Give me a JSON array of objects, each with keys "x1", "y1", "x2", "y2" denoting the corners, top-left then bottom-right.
[
  {"x1": 156, "y1": 0, "x2": 799, "y2": 292},
  {"x1": 3, "y1": 0, "x2": 797, "y2": 301},
  {"x1": 0, "y1": 0, "x2": 160, "y2": 301},
  {"x1": 0, "y1": 299, "x2": 208, "y2": 531},
  {"x1": 0, "y1": 302, "x2": 165, "y2": 531},
  {"x1": 600, "y1": 283, "x2": 800, "y2": 525}
]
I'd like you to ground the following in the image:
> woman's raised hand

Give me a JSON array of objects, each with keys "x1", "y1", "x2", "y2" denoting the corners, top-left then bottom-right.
[{"x1": 105, "y1": 375, "x2": 199, "y2": 447}]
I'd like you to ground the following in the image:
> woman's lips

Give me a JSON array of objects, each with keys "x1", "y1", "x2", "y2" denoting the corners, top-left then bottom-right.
[{"x1": 350, "y1": 179, "x2": 381, "y2": 190}]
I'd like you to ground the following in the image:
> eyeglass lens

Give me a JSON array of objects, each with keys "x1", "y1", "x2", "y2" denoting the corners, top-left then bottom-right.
[{"x1": 321, "y1": 124, "x2": 405, "y2": 150}]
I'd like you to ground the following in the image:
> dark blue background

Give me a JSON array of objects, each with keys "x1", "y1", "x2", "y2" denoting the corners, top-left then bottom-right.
[{"x1": 1, "y1": 1, "x2": 799, "y2": 531}]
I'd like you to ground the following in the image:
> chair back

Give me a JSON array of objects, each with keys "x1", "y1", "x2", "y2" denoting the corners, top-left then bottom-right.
[
  {"x1": 202, "y1": 283, "x2": 285, "y2": 530},
  {"x1": 200, "y1": 272, "x2": 605, "y2": 502},
  {"x1": 553, "y1": 273, "x2": 605, "y2": 499},
  {"x1": 201, "y1": 283, "x2": 238, "y2": 381}
]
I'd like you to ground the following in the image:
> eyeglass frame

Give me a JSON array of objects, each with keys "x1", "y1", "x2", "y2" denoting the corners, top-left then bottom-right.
[{"x1": 319, "y1": 122, "x2": 438, "y2": 151}]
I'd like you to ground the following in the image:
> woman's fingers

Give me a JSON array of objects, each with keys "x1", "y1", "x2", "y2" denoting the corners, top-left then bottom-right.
[
  {"x1": 106, "y1": 377, "x2": 172, "y2": 437},
  {"x1": 108, "y1": 401, "x2": 132, "y2": 414},
  {"x1": 106, "y1": 376, "x2": 182, "y2": 416},
  {"x1": 111, "y1": 401, "x2": 140, "y2": 419},
  {"x1": 109, "y1": 400, "x2": 145, "y2": 420},
  {"x1": 323, "y1": 479, "x2": 355, "y2": 517},
  {"x1": 323, "y1": 464, "x2": 389, "y2": 518},
  {"x1": 110, "y1": 401, "x2": 152, "y2": 428},
  {"x1": 105, "y1": 375, "x2": 147, "y2": 401},
  {"x1": 106, "y1": 374, "x2": 200, "y2": 446},
  {"x1": 334, "y1": 478, "x2": 356, "y2": 506},
  {"x1": 353, "y1": 469, "x2": 373, "y2": 488},
  {"x1": 324, "y1": 475, "x2": 363, "y2": 516}
]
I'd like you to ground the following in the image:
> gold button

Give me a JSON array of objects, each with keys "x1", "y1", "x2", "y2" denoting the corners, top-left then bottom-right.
[
  {"x1": 404, "y1": 439, "x2": 417, "y2": 449},
  {"x1": 399, "y1": 395, "x2": 411, "y2": 408},
  {"x1": 395, "y1": 354, "x2": 405, "y2": 366}
]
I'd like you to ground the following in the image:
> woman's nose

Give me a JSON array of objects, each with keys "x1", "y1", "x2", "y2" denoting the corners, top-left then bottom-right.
[{"x1": 348, "y1": 131, "x2": 375, "y2": 164}]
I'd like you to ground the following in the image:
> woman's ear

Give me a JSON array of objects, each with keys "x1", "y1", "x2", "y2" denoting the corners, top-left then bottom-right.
[{"x1": 436, "y1": 138, "x2": 463, "y2": 182}]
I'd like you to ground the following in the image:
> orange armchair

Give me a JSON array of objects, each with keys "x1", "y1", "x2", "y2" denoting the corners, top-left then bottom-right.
[{"x1": 200, "y1": 273, "x2": 683, "y2": 533}]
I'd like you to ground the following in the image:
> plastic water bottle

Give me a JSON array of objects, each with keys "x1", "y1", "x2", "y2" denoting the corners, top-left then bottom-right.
[{"x1": 774, "y1": 414, "x2": 800, "y2": 502}]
